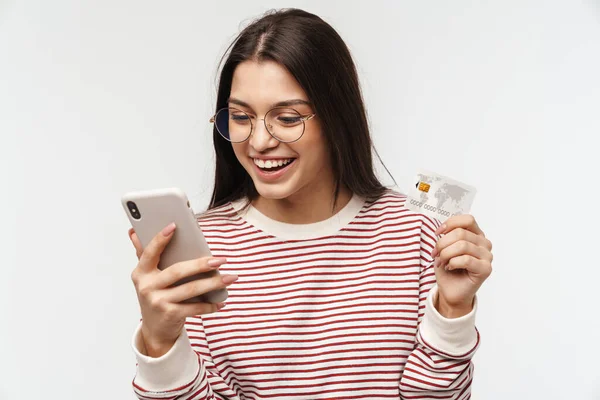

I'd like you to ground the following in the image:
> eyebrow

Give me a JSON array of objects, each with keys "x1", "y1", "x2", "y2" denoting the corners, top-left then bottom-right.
[{"x1": 227, "y1": 97, "x2": 313, "y2": 110}]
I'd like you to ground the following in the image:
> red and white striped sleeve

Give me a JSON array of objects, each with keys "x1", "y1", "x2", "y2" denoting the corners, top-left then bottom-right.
[
  {"x1": 131, "y1": 319, "x2": 239, "y2": 400},
  {"x1": 399, "y1": 216, "x2": 480, "y2": 400}
]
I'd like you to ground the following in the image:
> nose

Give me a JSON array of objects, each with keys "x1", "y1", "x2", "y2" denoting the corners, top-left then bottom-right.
[{"x1": 249, "y1": 118, "x2": 279, "y2": 152}]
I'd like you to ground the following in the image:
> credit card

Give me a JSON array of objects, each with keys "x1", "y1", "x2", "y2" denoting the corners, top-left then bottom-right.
[{"x1": 405, "y1": 169, "x2": 477, "y2": 223}]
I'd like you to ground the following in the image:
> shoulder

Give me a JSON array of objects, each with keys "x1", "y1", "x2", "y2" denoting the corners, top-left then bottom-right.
[
  {"x1": 362, "y1": 189, "x2": 407, "y2": 211},
  {"x1": 361, "y1": 189, "x2": 441, "y2": 233},
  {"x1": 195, "y1": 202, "x2": 241, "y2": 228}
]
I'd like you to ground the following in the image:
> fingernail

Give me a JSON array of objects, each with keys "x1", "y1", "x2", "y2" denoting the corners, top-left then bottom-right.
[
  {"x1": 436, "y1": 224, "x2": 447, "y2": 235},
  {"x1": 222, "y1": 274, "x2": 238, "y2": 285},
  {"x1": 434, "y1": 257, "x2": 439, "y2": 268},
  {"x1": 216, "y1": 302, "x2": 226, "y2": 310},
  {"x1": 161, "y1": 222, "x2": 176, "y2": 236},
  {"x1": 431, "y1": 248, "x2": 437, "y2": 258},
  {"x1": 207, "y1": 258, "x2": 227, "y2": 268}
]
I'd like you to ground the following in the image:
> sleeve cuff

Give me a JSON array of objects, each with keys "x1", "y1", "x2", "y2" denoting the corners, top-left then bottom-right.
[
  {"x1": 418, "y1": 285, "x2": 479, "y2": 358},
  {"x1": 132, "y1": 323, "x2": 200, "y2": 393}
]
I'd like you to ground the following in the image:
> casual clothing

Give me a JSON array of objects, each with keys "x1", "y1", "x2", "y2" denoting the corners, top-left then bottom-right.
[{"x1": 132, "y1": 191, "x2": 479, "y2": 400}]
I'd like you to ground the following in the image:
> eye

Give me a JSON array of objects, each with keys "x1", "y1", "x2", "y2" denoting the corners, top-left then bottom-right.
[
  {"x1": 231, "y1": 113, "x2": 250, "y2": 123},
  {"x1": 276, "y1": 115, "x2": 302, "y2": 125}
]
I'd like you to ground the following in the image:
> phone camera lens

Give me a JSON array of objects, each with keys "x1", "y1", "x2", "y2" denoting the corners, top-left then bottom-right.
[{"x1": 127, "y1": 201, "x2": 141, "y2": 220}]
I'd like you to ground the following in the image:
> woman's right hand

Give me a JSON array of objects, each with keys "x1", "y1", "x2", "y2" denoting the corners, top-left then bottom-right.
[{"x1": 128, "y1": 223, "x2": 238, "y2": 357}]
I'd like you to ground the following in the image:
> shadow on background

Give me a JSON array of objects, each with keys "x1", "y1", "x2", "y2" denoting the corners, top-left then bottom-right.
[
  {"x1": 0, "y1": 0, "x2": 15, "y2": 26},
  {"x1": 588, "y1": 0, "x2": 600, "y2": 23}
]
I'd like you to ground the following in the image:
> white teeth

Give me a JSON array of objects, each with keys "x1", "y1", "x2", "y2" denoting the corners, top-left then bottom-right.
[{"x1": 253, "y1": 158, "x2": 294, "y2": 169}]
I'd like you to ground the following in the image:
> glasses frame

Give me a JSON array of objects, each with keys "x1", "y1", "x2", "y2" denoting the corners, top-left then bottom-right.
[{"x1": 209, "y1": 106, "x2": 316, "y2": 143}]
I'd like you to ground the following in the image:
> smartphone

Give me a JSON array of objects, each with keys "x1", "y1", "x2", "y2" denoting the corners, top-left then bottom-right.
[{"x1": 121, "y1": 188, "x2": 228, "y2": 304}]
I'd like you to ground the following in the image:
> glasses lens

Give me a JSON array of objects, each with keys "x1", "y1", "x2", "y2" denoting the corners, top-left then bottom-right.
[
  {"x1": 266, "y1": 108, "x2": 305, "y2": 142},
  {"x1": 215, "y1": 108, "x2": 251, "y2": 142}
]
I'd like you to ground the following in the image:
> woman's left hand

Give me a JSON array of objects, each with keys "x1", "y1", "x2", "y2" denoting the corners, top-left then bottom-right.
[{"x1": 430, "y1": 214, "x2": 493, "y2": 318}]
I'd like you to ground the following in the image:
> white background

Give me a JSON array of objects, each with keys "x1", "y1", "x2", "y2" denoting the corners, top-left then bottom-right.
[{"x1": 1, "y1": 1, "x2": 599, "y2": 399}]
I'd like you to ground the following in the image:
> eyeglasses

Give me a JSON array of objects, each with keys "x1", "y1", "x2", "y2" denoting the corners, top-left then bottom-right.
[{"x1": 209, "y1": 107, "x2": 316, "y2": 143}]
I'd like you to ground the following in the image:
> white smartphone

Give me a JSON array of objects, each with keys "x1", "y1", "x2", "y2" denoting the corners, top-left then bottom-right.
[{"x1": 121, "y1": 188, "x2": 228, "y2": 304}]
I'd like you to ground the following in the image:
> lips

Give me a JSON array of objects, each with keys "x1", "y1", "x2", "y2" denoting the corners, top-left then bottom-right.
[
  {"x1": 250, "y1": 157, "x2": 297, "y2": 180},
  {"x1": 252, "y1": 158, "x2": 295, "y2": 169}
]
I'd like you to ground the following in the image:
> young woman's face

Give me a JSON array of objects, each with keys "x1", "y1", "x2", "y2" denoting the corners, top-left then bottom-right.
[{"x1": 228, "y1": 60, "x2": 332, "y2": 201}]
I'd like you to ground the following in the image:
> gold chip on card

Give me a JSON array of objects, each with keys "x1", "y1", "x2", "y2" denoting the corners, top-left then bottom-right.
[{"x1": 418, "y1": 182, "x2": 431, "y2": 193}]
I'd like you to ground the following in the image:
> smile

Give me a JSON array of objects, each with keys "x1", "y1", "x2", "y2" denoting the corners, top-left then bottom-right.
[
  {"x1": 252, "y1": 158, "x2": 295, "y2": 169},
  {"x1": 251, "y1": 157, "x2": 297, "y2": 180}
]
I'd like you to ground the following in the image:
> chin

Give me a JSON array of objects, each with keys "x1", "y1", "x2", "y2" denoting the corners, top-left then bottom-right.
[
  {"x1": 253, "y1": 181, "x2": 297, "y2": 200},
  {"x1": 241, "y1": 159, "x2": 303, "y2": 201}
]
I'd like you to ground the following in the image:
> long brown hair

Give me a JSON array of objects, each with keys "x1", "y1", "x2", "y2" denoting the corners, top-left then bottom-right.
[{"x1": 209, "y1": 8, "x2": 392, "y2": 209}]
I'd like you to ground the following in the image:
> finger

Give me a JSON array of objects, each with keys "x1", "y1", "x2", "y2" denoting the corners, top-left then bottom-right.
[
  {"x1": 164, "y1": 272, "x2": 238, "y2": 303},
  {"x1": 155, "y1": 257, "x2": 227, "y2": 289},
  {"x1": 436, "y1": 240, "x2": 493, "y2": 267},
  {"x1": 445, "y1": 255, "x2": 492, "y2": 277},
  {"x1": 432, "y1": 228, "x2": 492, "y2": 257},
  {"x1": 138, "y1": 223, "x2": 177, "y2": 272},
  {"x1": 177, "y1": 301, "x2": 227, "y2": 318},
  {"x1": 128, "y1": 229, "x2": 143, "y2": 260},
  {"x1": 435, "y1": 214, "x2": 484, "y2": 237}
]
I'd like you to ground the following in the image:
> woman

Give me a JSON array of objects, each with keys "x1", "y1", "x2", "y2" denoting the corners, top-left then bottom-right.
[{"x1": 128, "y1": 8, "x2": 493, "y2": 400}]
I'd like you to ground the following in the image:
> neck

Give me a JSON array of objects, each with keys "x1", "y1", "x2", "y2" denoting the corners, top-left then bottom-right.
[{"x1": 252, "y1": 184, "x2": 353, "y2": 224}]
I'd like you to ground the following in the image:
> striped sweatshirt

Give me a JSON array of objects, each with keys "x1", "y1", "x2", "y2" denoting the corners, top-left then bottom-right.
[{"x1": 132, "y1": 191, "x2": 480, "y2": 400}]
